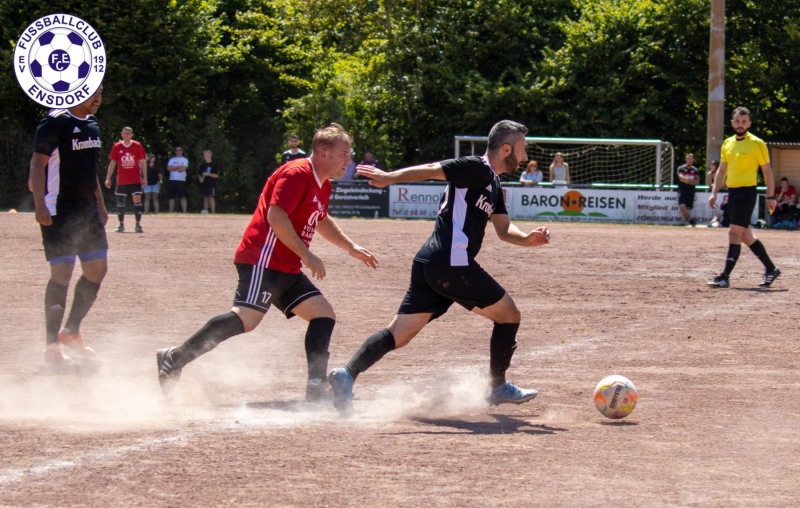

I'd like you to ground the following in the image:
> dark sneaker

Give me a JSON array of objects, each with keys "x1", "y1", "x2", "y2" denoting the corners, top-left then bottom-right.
[
  {"x1": 305, "y1": 378, "x2": 332, "y2": 402},
  {"x1": 707, "y1": 275, "x2": 729, "y2": 289},
  {"x1": 759, "y1": 268, "x2": 781, "y2": 288},
  {"x1": 690, "y1": 219, "x2": 697, "y2": 227},
  {"x1": 487, "y1": 382, "x2": 538, "y2": 405},
  {"x1": 156, "y1": 347, "x2": 181, "y2": 395},
  {"x1": 135, "y1": 224, "x2": 144, "y2": 233},
  {"x1": 328, "y1": 367, "x2": 354, "y2": 416},
  {"x1": 114, "y1": 224, "x2": 124, "y2": 233}
]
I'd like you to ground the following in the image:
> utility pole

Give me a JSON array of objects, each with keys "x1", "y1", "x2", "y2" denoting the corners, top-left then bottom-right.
[{"x1": 706, "y1": 0, "x2": 725, "y2": 169}]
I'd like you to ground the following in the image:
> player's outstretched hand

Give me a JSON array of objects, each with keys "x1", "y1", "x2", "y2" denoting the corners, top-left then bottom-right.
[
  {"x1": 356, "y1": 165, "x2": 391, "y2": 187},
  {"x1": 525, "y1": 226, "x2": 550, "y2": 247},
  {"x1": 349, "y1": 245, "x2": 379, "y2": 269},
  {"x1": 302, "y1": 252, "x2": 326, "y2": 280}
]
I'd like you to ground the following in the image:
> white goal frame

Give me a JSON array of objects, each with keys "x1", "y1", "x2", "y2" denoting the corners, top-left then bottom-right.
[{"x1": 454, "y1": 136, "x2": 675, "y2": 188}]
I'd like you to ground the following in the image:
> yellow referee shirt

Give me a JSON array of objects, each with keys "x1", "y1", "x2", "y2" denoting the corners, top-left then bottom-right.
[{"x1": 720, "y1": 132, "x2": 770, "y2": 188}]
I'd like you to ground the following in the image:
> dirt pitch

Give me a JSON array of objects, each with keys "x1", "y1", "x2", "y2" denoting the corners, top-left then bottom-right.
[{"x1": 1, "y1": 212, "x2": 799, "y2": 507}]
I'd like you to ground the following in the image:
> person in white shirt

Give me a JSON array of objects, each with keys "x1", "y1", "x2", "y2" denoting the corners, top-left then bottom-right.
[{"x1": 167, "y1": 146, "x2": 189, "y2": 213}]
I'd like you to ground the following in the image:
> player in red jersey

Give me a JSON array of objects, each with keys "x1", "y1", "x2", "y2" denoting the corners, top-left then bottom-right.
[
  {"x1": 105, "y1": 126, "x2": 146, "y2": 233},
  {"x1": 156, "y1": 123, "x2": 379, "y2": 401}
]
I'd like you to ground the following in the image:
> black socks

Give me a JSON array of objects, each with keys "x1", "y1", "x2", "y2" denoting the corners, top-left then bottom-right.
[
  {"x1": 490, "y1": 323, "x2": 519, "y2": 388},
  {"x1": 305, "y1": 317, "x2": 335, "y2": 380},
  {"x1": 346, "y1": 328, "x2": 396, "y2": 380},
  {"x1": 173, "y1": 311, "x2": 245, "y2": 369}
]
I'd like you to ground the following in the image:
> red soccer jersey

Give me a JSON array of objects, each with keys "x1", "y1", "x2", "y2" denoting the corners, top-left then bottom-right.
[
  {"x1": 109, "y1": 140, "x2": 146, "y2": 185},
  {"x1": 234, "y1": 158, "x2": 329, "y2": 274}
]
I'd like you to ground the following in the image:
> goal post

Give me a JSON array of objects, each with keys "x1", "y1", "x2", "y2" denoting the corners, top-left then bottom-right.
[{"x1": 454, "y1": 136, "x2": 675, "y2": 188}]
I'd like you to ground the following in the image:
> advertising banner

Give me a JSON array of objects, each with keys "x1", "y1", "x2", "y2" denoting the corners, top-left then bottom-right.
[
  {"x1": 386, "y1": 184, "x2": 757, "y2": 225},
  {"x1": 328, "y1": 184, "x2": 388, "y2": 218}
]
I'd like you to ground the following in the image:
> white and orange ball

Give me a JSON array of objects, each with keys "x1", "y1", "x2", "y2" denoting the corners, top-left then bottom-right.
[{"x1": 593, "y1": 375, "x2": 638, "y2": 419}]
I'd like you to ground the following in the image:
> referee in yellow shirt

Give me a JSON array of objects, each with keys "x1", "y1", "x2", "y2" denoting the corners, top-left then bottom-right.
[{"x1": 707, "y1": 106, "x2": 780, "y2": 288}]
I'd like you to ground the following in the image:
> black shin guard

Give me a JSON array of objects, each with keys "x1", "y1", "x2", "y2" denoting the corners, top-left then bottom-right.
[
  {"x1": 346, "y1": 328, "x2": 396, "y2": 380},
  {"x1": 45, "y1": 280, "x2": 68, "y2": 344},
  {"x1": 722, "y1": 244, "x2": 741, "y2": 277},
  {"x1": 173, "y1": 311, "x2": 245, "y2": 369},
  {"x1": 134, "y1": 202, "x2": 143, "y2": 224},
  {"x1": 305, "y1": 317, "x2": 335, "y2": 380},
  {"x1": 64, "y1": 276, "x2": 101, "y2": 334},
  {"x1": 490, "y1": 323, "x2": 519, "y2": 388},
  {"x1": 748, "y1": 240, "x2": 775, "y2": 272}
]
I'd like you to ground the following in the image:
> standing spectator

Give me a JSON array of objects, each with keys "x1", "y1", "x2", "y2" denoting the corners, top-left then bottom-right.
[
  {"x1": 280, "y1": 134, "x2": 306, "y2": 165},
  {"x1": 143, "y1": 153, "x2": 163, "y2": 214},
  {"x1": 676, "y1": 153, "x2": 701, "y2": 226},
  {"x1": 198, "y1": 149, "x2": 220, "y2": 214},
  {"x1": 155, "y1": 123, "x2": 379, "y2": 401},
  {"x1": 549, "y1": 152, "x2": 570, "y2": 186},
  {"x1": 29, "y1": 87, "x2": 108, "y2": 369},
  {"x1": 706, "y1": 160, "x2": 720, "y2": 189},
  {"x1": 772, "y1": 177, "x2": 797, "y2": 228},
  {"x1": 328, "y1": 120, "x2": 550, "y2": 416},
  {"x1": 708, "y1": 106, "x2": 780, "y2": 289},
  {"x1": 359, "y1": 150, "x2": 384, "y2": 170},
  {"x1": 519, "y1": 160, "x2": 543, "y2": 186},
  {"x1": 105, "y1": 126, "x2": 146, "y2": 233},
  {"x1": 167, "y1": 146, "x2": 189, "y2": 213}
]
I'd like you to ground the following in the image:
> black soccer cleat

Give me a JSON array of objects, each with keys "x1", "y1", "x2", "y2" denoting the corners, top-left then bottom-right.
[
  {"x1": 759, "y1": 267, "x2": 781, "y2": 288},
  {"x1": 707, "y1": 275, "x2": 729, "y2": 289},
  {"x1": 156, "y1": 347, "x2": 182, "y2": 395}
]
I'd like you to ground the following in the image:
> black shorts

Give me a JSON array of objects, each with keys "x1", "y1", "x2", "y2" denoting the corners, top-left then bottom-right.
[
  {"x1": 167, "y1": 180, "x2": 187, "y2": 199},
  {"x1": 233, "y1": 263, "x2": 321, "y2": 317},
  {"x1": 115, "y1": 183, "x2": 143, "y2": 196},
  {"x1": 201, "y1": 185, "x2": 216, "y2": 198},
  {"x1": 678, "y1": 188, "x2": 696, "y2": 207},
  {"x1": 397, "y1": 260, "x2": 506, "y2": 320},
  {"x1": 41, "y1": 207, "x2": 108, "y2": 263},
  {"x1": 727, "y1": 186, "x2": 757, "y2": 228}
]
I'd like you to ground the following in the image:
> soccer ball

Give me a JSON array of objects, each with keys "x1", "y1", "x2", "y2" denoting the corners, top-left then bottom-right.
[
  {"x1": 29, "y1": 29, "x2": 91, "y2": 93},
  {"x1": 593, "y1": 374, "x2": 638, "y2": 419}
]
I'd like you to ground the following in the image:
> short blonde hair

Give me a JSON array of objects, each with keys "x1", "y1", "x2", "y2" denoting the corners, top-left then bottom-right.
[{"x1": 312, "y1": 123, "x2": 352, "y2": 152}]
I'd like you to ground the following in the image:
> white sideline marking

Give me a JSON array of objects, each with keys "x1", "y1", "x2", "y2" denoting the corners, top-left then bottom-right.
[{"x1": 0, "y1": 434, "x2": 188, "y2": 487}]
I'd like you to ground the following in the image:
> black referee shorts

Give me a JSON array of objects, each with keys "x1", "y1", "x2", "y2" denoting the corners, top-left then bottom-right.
[
  {"x1": 397, "y1": 260, "x2": 506, "y2": 320},
  {"x1": 233, "y1": 263, "x2": 321, "y2": 318},
  {"x1": 726, "y1": 186, "x2": 757, "y2": 228}
]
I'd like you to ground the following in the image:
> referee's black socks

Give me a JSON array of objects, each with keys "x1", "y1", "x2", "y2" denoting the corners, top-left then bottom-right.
[
  {"x1": 748, "y1": 240, "x2": 776, "y2": 272},
  {"x1": 346, "y1": 328, "x2": 396, "y2": 380},
  {"x1": 490, "y1": 322, "x2": 519, "y2": 388}
]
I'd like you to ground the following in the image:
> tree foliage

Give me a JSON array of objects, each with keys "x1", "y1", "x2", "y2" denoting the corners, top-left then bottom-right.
[{"x1": 2, "y1": 0, "x2": 800, "y2": 210}]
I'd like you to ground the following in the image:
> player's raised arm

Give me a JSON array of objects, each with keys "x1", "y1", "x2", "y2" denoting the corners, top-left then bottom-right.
[{"x1": 356, "y1": 162, "x2": 446, "y2": 188}]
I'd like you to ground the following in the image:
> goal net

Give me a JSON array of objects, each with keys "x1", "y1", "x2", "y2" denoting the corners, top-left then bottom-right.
[{"x1": 454, "y1": 136, "x2": 675, "y2": 187}]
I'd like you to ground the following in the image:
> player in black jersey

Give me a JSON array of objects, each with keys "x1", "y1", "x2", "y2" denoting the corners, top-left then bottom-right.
[
  {"x1": 29, "y1": 86, "x2": 108, "y2": 370},
  {"x1": 329, "y1": 120, "x2": 551, "y2": 415}
]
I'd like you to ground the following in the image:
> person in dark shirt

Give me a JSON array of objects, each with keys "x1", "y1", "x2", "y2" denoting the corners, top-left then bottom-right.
[
  {"x1": 328, "y1": 120, "x2": 551, "y2": 415},
  {"x1": 29, "y1": 86, "x2": 108, "y2": 370}
]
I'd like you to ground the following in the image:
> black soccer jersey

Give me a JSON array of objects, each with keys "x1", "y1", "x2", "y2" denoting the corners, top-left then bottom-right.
[
  {"x1": 33, "y1": 109, "x2": 102, "y2": 215},
  {"x1": 414, "y1": 156, "x2": 508, "y2": 267}
]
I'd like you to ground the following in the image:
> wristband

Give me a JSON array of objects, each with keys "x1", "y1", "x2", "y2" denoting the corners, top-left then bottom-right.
[{"x1": 766, "y1": 195, "x2": 776, "y2": 200}]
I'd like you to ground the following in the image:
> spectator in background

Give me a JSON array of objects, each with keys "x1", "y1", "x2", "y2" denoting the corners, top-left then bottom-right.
[
  {"x1": 339, "y1": 149, "x2": 357, "y2": 183},
  {"x1": 280, "y1": 134, "x2": 306, "y2": 165},
  {"x1": 519, "y1": 160, "x2": 543, "y2": 186},
  {"x1": 772, "y1": 177, "x2": 797, "y2": 228},
  {"x1": 706, "y1": 160, "x2": 720, "y2": 189},
  {"x1": 167, "y1": 146, "x2": 189, "y2": 213},
  {"x1": 549, "y1": 152, "x2": 570, "y2": 187},
  {"x1": 360, "y1": 150, "x2": 384, "y2": 169},
  {"x1": 677, "y1": 153, "x2": 701, "y2": 226},
  {"x1": 143, "y1": 153, "x2": 163, "y2": 214},
  {"x1": 198, "y1": 149, "x2": 220, "y2": 214}
]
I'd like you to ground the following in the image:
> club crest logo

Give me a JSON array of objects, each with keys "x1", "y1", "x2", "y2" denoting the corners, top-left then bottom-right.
[{"x1": 13, "y1": 14, "x2": 106, "y2": 108}]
